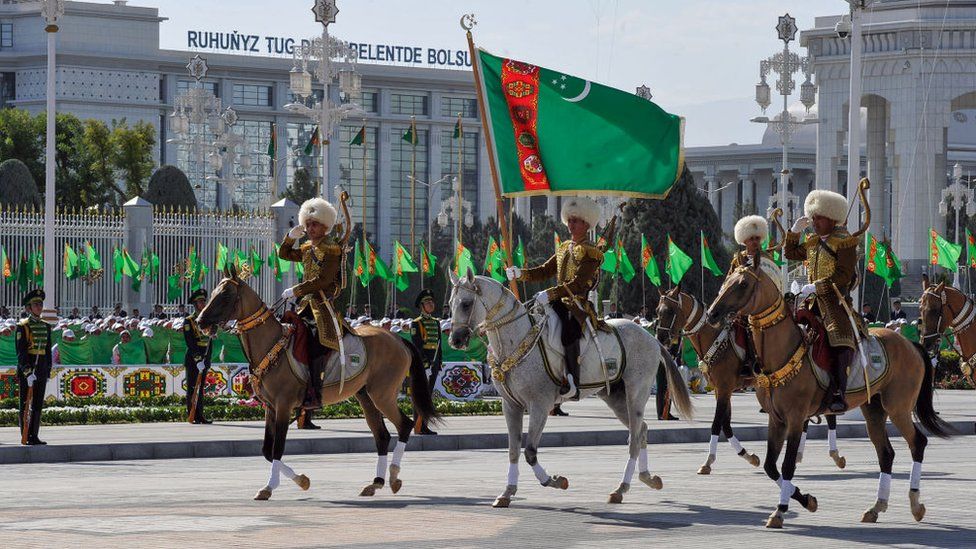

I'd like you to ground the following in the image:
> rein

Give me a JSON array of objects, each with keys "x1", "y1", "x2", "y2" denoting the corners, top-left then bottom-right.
[
  {"x1": 223, "y1": 278, "x2": 290, "y2": 379},
  {"x1": 923, "y1": 287, "x2": 976, "y2": 383}
]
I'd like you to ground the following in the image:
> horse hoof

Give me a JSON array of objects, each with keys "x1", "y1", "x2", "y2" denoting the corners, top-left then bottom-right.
[
  {"x1": 830, "y1": 450, "x2": 847, "y2": 469},
  {"x1": 254, "y1": 489, "x2": 272, "y2": 501},
  {"x1": 747, "y1": 453, "x2": 761, "y2": 467},
  {"x1": 390, "y1": 478, "x2": 403, "y2": 494},
  {"x1": 493, "y1": 496, "x2": 511, "y2": 508},
  {"x1": 639, "y1": 472, "x2": 663, "y2": 490},
  {"x1": 293, "y1": 474, "x2": 310, "y2": 491},
  {"x1": 911, "y1": 503, "x2": 926, "y2": 522},
  {"x1": 765, "y1": 514, "x2": 784, "y2": 529},
  {"x1": 550, "y1": 475, "x2": 569, "y2": 490},
  {"x1": 608, "y1": 491, "x2": 624, "y2": 504},
  {"x1": 861, "y1": 509, "x2": 879, "y2": 523},
  {"x1": 359, "y1": 484, "x2": 379, "y2": 497},
  {"x1": 805, "y1": 495, "x2": 818, "y2": 513},
  {"x1": 795, "y1": 453, "x2": 803, "y2": 464},
  {"x1": 697, "y1": 464, "x2": 712, "y2": 475}
]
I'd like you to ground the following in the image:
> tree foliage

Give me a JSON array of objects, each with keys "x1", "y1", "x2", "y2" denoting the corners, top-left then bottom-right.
[
  {"x1": 145, "y1": 165, "x2": 197, "y2": 209},
  {"x1": 0, "y1": 159, "x2": 41, "y2": 208},
  {"x1": 280, "y1": 167, "x2": 316, "y2": 205}
]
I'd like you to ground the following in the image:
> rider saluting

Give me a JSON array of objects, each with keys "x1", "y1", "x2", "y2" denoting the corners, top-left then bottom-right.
[
  {"x1": 784, "y1": 190, "x2": 860, "y2": 413},
  {"x1": 730, "y1": 215, "x2": 773, "y2": 376},
  {"x1": 279, "y1": 197, "x2": 344, "y2": 410},
  {"x1": 505, "y1": 197, "x2": 603, "y2": 400}
]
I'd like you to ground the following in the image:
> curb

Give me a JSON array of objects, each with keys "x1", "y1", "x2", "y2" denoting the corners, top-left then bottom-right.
[{"x1": 0, "y1": 420, "x2": 972, "y2": 465}]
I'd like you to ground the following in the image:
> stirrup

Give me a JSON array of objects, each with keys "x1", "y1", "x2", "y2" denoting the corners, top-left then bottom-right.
[{"x1": 561, "y1": 375, "x2": 579, "y2": 400}]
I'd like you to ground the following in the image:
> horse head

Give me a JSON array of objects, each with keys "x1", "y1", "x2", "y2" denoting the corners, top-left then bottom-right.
[
  {"x1": 197, "y1": 262, "x2": 253, "y2": 332},
  {"x1": 655, "y1": 285, "x2": 692, "y2": 347},
  {"x1": 447, "y1": 267, "x2": 508, "y2": 350},
  {"x1": 919, "y1": 281, "x2": 948, "y2": 354},
  {"x1": 707, "y1": 261, "x2": 776, "y2": 326}
]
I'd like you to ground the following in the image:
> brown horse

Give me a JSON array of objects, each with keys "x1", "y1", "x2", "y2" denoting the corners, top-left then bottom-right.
[
  {"x1": 197, "y1": 265, "x2": 439, "y2": 500},
  {"x1": 919, "y1": 281, "x2": 976, "y2": 386},
  {"x1": 706, "y1": 263, "x2": 953, "y2": 528}
]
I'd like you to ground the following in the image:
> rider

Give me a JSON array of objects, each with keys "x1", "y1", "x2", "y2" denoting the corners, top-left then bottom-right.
[
  {"x1": 730, "y1": 215, "x2": 772, "y2": 376},
  {"x1": 506, "y1": 196, "x2": 604, "y2": 400},
  {"x1": 279, "y1": 197, "x2": 345, "y2": 410},
  {"x1": 785, "y1": 190, "x2": 860, "y2": 413}
]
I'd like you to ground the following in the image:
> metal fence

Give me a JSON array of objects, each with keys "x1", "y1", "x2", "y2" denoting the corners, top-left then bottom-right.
[{"x1": 0, "y1": 200, "x2": 297, "y2": 316}]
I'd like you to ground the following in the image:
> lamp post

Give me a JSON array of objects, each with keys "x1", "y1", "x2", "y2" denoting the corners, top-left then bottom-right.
[
  {"x1": 41, "y1": 0, "x2": 64, "y2": 321},
  {"x1": 409, "y1": 174, "x2": 450, "y2": 288},
  {"x1": 938, "y1": 163, "x2": 975, "y2": 287},
  {"x1": 751, "y1": 13, "x2": 817, "y2": 290},
  {"x1": 283, "y1": 0, "x2": 361, "y2": 200},
  {"x1": 437, "y1": 176, "x2": 474, "y2": 253}
]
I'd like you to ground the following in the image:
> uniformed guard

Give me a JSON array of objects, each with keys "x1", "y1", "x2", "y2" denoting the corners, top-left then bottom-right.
[
  {"x1": 785, "y1": 190, "x2": 861, "y2": 413},
  {"x1": 16, "y1": 289, "x2": 51, "y2": 445},
  {"x1": 183, "y1": 288, "x2": 213, "y2": 424},
  {"x1": 411, "y1": 288, "x2": 441, "y2": 435},
  {"x1": 278, "y1": 197, "x2": 346, "y2": 410},
  {"x1": 506, "y1": 196, "x2": 604, "y2": 400},
  {"x1": 730, "y1": 215, "x2": 773, "y2": 376}
]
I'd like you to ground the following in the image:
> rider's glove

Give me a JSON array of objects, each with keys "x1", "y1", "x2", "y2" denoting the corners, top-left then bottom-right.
[
  {"x1": 534, "y1": 291, "x2": 550, "y2": 307},
  {"x1": 790, "y1": 216, "x2": 810, "y2": 233},
  {"x1": 288, "y1": 225, "x2": 305, "y2": 239},
  {"x1": 196, "y1": 361, "x2": 205, "y2": 373},
  {"x1": 799, "y1": 283, "x2": 816, "y2": 299},
  {"x1": 281, "y1": 287, "x2": 295, "y2": 300},
  {"x1": 26, "y1": 372, "x2": 36, "y2": 386},
  {"x1": 505, "y1": 266, "x2": 522, "y2": 281}
]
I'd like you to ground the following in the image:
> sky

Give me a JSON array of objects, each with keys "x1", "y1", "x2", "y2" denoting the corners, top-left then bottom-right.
[{"x1": 113, "y1": 0, "x2": 833, "y2": 147}]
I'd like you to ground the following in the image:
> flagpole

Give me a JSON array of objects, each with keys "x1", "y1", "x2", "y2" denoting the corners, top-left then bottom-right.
[
  {"x1": 409, "y1": 116, "x2": 417, "y2": 257},
  {"x1": 456, "y1": 112, "x2": 463, "y2": 248},
  {"x1": 463, "y1": 16, "x2": 521, "y2": 300}
]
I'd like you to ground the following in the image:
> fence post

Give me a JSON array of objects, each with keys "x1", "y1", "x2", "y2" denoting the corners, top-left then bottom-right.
[
  {"x1": 123, "y1": 197, "x2": 153, "y2": 316},
  {"x1": 271, "y1": 198, "x2": 298, "y2": 296}
]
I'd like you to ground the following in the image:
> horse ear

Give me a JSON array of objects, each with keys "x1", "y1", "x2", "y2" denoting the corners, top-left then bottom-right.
[
  {"x1": 921, "y1": 273, "x2": 930, "y2": 291},
  {"x1": 935, "y1": 281, "x2": 945, "y2": 293},
  {"x1": 464, "y1": 266, "x2": 475, "y2": 284},
  {"x1": 228, "y1": 261, "x2": 239, "y2": 280},
  {"x1": 448, "y1": 268, "x2": 459, "y2": 287}
]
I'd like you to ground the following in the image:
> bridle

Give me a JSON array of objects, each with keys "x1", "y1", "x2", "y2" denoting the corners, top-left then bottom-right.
[
  {"x1": 922, "y1": 286, "x2": 976, "y2": 383},
  {"x1": 657, "y1": 292, "x2": 705, "y2": 346},
  {"x1": 216, "y1": 276, "x2": 289, "y2": 379},
  {"x1": 450, "y1": 278, "x2": 532, "y2": 336}
]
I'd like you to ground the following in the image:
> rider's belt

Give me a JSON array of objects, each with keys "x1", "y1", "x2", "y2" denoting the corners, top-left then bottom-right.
[
  {"x1": 754, "y1": 343, "x2": 806, "y2": 388},
  {"x1": 27, "y1": 349, "x2": 46, "y2": 355}
]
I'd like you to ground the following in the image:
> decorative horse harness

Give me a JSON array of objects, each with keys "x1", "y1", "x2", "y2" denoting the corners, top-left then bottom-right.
[
  {"x1": 225, "y1": 277, "x2": 290, "y2": 383},
  {"x1": 659, "y1": 292, "x2": 744, "y2": 376},
  {"x1": 922, "y1": 287, "x2": 976, "y2": 382}
]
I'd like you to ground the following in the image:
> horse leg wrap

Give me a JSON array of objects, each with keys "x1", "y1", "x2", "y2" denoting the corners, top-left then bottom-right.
[
  {"x1": 910, "y1": 461, "x2": 922, "y2": 491},
  {"x1": 798, "y1": 432, "x2": 808, "y2": 455},
  {"x1": 507, "y1": 463, "x2": 519, "y2": 486},
  {"x1": 779, "y1": 479, "x2": 793, "y2": 507},
  {"x1": 391, "y1": 441, "x2": 406, "y2": 467},
  {"x1": 621, "y1": 458, "x2": 637, "y2": 485},
  {"x1": 266, "y1": 460, "x2": 281, "y2": 491},
  {"x1": 878, "y1": 472, "x2": 892, "y2": 502},
  {"x1": 531, "y1": 462, "x2": 550, "y2": 485},
  {"x1": 275, "y1": 459, "x2": 297, "y2": 481},
  {"x1": 708, "y1": 434, "x2": 719, "y2": 456},
  {"x1": 375, "y1": 454, "x2": 389, "y2": 480},
  {"x1": 828, "y1": 429, "x2": 838, "y2": 452},
  {"x1": 638, "y1": 448, "x2": 649, "y2": 472},
  {"x1": 728, "y1": 436, "x2": 743, "y2": 454}
]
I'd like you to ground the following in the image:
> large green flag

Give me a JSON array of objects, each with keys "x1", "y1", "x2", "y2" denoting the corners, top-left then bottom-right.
[
  {"x1": 700, "y1": 231, "x2": 723, "y2": 276},
  {"x1": 215, "y1": 242, "x2": 229, "y2": 271},
  {"x1": 640, "y1": 235, "x2": 661, "y2": 286},
  {"x1": 63, "y1": 243, "x2": 79, "y2": 280},
  {"x1": 420, "y1": 242, "x2": 437, "y2": 278},
  {"x1": 666, "y1": 236, "x2": 693, "y2": 285},
  {"x1": 475, "y1": 49, "x2": 683, "y2": 198},
  {"x1": 865, "y1": 231, "x2": 893, "y2": 286},
  {"x1": 930, "y1": 228, "x2": 962, "y2": 271},
  {"x1": 393, "y1": 240, "x2": 419, "y2": 291},
  {"x1": 884, "y1": 241, "x2": 904, "y2": 283},
  {"x1": 112, "y1": 247, "x2": 124, "y2": 282},
  {"x1": 514, "y1": 236, "x2": 526, "y2": 269},
  {"x1": 454, "y1": 242, "x2": 476, "y2": 277},
  {"x1": 483, "y1": 236, "x2": 505, "y2": 283}
]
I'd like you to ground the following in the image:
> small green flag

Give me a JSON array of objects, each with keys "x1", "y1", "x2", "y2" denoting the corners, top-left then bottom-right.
[
  {"x1": 483, "y1": 236, "x2": 505, "y2": 283},
  {"x1": 393, "y1": 240, "x2": 419, "y2": 291},
  {"x1": 304, "y1": 125, "x2": 320, "y2": 155},
  {"x1": 930, "y1": 228, "x2": 962, "y2": 272},
  {"x1": 215, "y1": 243, "x2": 228, "y2": 271},
  {"x1": 350, "y1": 125, "x2": 366, "y2": 146},
  {"x1": 452, "y1": 116, "x2": 461, "y2": 139},
  {"x1": 64, "y1": 243, "x2": 79, "y2": 280},
  {"x1": 553, "y1": 232, "x2": 561, "y2": 253},
  {"x1": 666, "y1": 235, "x2": 694, "y2": 285},
  {"x1": 17, "y1": 254, "x2": 28, "y2": 292},
  {"x1": 885, "y1": 241, "x2": 904, "y2": 282},
  {"x1": 402, "y1": 119, "x2": 418, "y2": 145},
  {"x1": 250, "y1": 247, "x2": 263, "y2": 276},
  {"x1": 166, "y1": 273, "x2": 182, "y2": 302},
  {"x1": 0, "y1": 246, "x2": 11, "y2": 282},
  {"x1": 514, "y1": 237, "x2": 526, "y2": 269},
  {"x1": 121, "y1": 248, "x2": 140, "y2": 278},
  {"x1": 113, "y1": 247, "x2": 124, "y2": 282},
  {"x1": 865, "y1": 231, "x2": 893, "y2": 287},
  {"x1": 700, "y1": 231, "x2": 723, "y2": 276},
  {"x1": 268, "y1": 244, "x2": 286, "y2": 281},
  {"x1": 30, "y1": 249, "x2": 43, "y2": 286},
  {"x1": 353, "y1": 241, "x2": 369, "y2": 287},
  {"x1": 294, "y1": 259, "x2": 304, "y2": 281},
  {"x1": 640, "y1": 235, "x2": 661, "y2": 286},
  {"x1": 615, "y1": 239, "x2": 636, "y2": 283},
  {"x1": 86, "y1": 241, "x2": 102, "y2": 271},
  {"x1": 267, "y1": 123, "x2": 277, "y2": 159},
  {"x1": 454, "y1": 242, "x2": 476, "y2": 277},
  {"x1": 968, "y1": 228, "x2": 976, "y2": 268},
  {"x1": 420, "y1": 243, "x2": 437, "y2": 278}
]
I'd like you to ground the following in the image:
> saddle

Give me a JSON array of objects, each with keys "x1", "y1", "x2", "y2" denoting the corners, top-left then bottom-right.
[
  {"x1": 794, "y1": 308, "x2": 834, "y2": 373},
  {"x1": 539, "y1": 308, "x2": 626, "y2": 389},
  {"x1": 280, "y1": 311, "x2": 367, "y2": 389}
]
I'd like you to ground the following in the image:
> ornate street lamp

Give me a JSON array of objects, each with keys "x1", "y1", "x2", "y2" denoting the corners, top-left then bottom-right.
[
  {"x1": 41, "y1": 0, "x2": 65, "y2": 321},
  {"x1": 939, "y1": 163, "x2": 975, "y2": 286}
]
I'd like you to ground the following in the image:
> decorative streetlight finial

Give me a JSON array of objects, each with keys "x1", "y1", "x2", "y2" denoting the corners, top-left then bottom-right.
[
  {"x1": 312, "y1": 0, "x2": 339, "y2": 28},
  {"x1": 460, "y1": 14, "x2": 477, "y2": 31},
  {"x1": 186, "y1": 55, "x2": 209, "y2": 82},
  {"x1": 41, "y1": 0, "x2": 65, "y2": 30},
  {"x1": 635, "y1": 85, "x2": 652, "y2": 100},
  {"x1": 776, "y1": 13, "x2": 798, "y2": 43}
]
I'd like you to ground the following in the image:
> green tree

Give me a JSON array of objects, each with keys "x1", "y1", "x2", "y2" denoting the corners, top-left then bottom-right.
[
  {"x1": 0, "y1": 158, "x2": 41, "y2": 208},
  {"x1": 110, "y1": 119, "x2": 156, "y2": 199},
  {"x1": 280, "y1": 167, "x2": 316, "y2": 204},
  {"x1": 0, "y1": 108, "x2": 44, "y2": 186},
  {"x1": 145, "y1": 165, "x2": 197, "y2": 209}
]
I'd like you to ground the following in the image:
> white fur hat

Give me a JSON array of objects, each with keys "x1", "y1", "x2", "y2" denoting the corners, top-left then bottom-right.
[
  {"x1": 804, "y1": 190, "x2": 848, "y2": 222},
  {"x1": 733, "y1": 215, "x2": 768, "y2": 245},
  {"x1": 298, "y1": 197, "x2": 338, "y2": 231},
  {"x1": 560, "y1": 196, "x2": 601, "y2": 228}
]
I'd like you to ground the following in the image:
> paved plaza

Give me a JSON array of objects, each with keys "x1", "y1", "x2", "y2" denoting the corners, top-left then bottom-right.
[{"x1": 0, "y1": 435, "x2": 973, "y2": 548}]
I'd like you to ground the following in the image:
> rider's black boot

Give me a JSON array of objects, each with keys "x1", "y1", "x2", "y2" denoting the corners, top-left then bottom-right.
[{"x1": 562, "y1": 341, "x2": 581, "y2": 400}]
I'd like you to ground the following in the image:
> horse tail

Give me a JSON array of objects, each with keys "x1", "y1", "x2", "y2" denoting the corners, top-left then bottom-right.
[
  {"x1": 402, "y1": 338, "x2": 442, "y2": 427},
  {"x1": 660, "y1": 340, "x2": 694, "y2": 420},
  {"x1": 910, "y1": 342, "x2": 954, "y2": 438}
]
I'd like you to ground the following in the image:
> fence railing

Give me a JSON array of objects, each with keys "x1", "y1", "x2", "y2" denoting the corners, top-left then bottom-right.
[{"x1": 0, "y1": 198, "x2": 298, "y2": 316}]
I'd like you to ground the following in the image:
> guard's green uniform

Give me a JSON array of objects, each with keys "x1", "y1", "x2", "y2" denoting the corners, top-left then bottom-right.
[
  {"x1": 411, "y1": 289, "x2": 441, "y2": 434},
  {"x1": 183, "y1": 290, "x2": 213, "y2": 423},
  {"x1": 16, "y1": 290, "x2": 51, "y2": 445}
]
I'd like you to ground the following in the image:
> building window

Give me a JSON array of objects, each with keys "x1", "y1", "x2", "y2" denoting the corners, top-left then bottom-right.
[
  {"x1": 0, "y1": 23, "x2": 12, "y2": 48},
  {"x1": 158, "y1": 74, "x2": 166, "y2": 102},
  {"x1": 233, "y1": 84, "x2": 272, "y2": 107},
  {"x1": 0, "y1": 72, "x2": 14, "y2": 108},
  {"x1": 339, "y1": 125, "x2": 378, "y2": 240},
  {"x1": 286, "y1": 122, "x2": 323, "y2": 194},
  {"x1": 391, "y1": 93, "x2": 427, "y2": 116},
  {"x1": 177, "y1": 79, "x2": 218, "y2": 98},
  {"x1": 289, "y1": 87, "x2": 324, "y2": 105},
  {"x1": 440, "y1": 129, "x2": 479, "y2": 219},
  {"x1": 390, "y1": 126, "x2": 429, "y2": 247},
  {"x1": 230, "y1": 120, "x2": 274, "y2": 209},
  {"x1": 341, "y1": 90, "x2": 378, "y2": 113},
  {"x1": 441, "y1": 97, "x2": 477, "y2": 119}
]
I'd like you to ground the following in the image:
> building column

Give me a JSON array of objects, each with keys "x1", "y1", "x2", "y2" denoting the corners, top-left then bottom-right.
[
  {"x1": 123, "y1": 197, "x2": 153, "y2": 315},
  {"x1": 704, "y1": 172, "x2": 718, "y2": 217},
  {"x1": 866, "y1": 96, "x2": 888, "y2": 237},
  {"x1": 816, "y1": 82, "x2": 844, "y2": 191},
  {"x1": 377, "y1": 122, "x2": 392, "y2": 255},
  {"x1": 738, "y1": 171, "x2": 753, "y2": 214}
]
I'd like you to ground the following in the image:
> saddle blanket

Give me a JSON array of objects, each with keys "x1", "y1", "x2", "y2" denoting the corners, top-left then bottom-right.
[
  {"x1": 285, "y1": 331, "x2": 367, "y2": 388},
  {"x1": 812, "y1": 334, "x2": 890, "y2": 394},
  {"x1": 540, "y1": 309, "x2": 627, "y2": 389}
]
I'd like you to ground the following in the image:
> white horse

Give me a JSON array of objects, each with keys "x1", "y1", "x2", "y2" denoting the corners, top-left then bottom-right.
[{"x1": 447, "y1": 270, "x2": 694, "y2": 507}]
